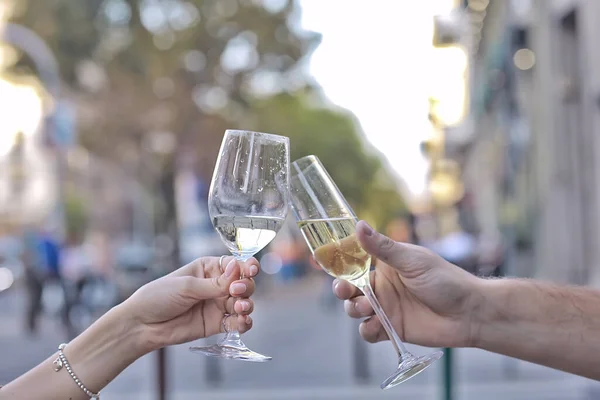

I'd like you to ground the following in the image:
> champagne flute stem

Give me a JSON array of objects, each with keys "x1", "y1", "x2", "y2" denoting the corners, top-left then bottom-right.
[{"x1": 353, "y1": 276, "x2": 412, "y2": 360}]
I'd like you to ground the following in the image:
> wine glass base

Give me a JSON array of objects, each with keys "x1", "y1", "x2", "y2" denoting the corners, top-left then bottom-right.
[
  {"x1": 190, "y1": 344, "x2": 272, "y2": 362},
  {"x1": 381, "y1": 351, "x2": 443, "y2": 390}
]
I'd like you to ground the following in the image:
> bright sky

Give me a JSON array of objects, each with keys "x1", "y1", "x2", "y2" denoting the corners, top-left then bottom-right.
[{"x1": 299, "y1": 0, "x2": 459, "y2": 199}]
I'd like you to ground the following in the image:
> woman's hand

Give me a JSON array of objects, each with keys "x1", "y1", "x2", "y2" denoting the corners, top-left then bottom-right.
[
  {"x1": 123, "y1": 256, "x2": 259, "y2": 351},
  {"x1": 0, "y1": 256, "x2": 260, "y2": 400}
]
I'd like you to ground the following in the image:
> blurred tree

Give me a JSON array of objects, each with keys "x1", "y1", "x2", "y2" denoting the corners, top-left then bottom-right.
[
  {"x1": 8, "y1": 0, "x2": 320, "y2": 268},
  {"x1": 8, "y1": 0, "x2": 406, "y2": 255},
  {"x1": 64, "y1": 188, "x2": 88, "y2": 244},
  {"x1": 251, "y1": 91, "x2": 407, "y2": 228},
  {"x1": 6, "y1": 3, "x2": 408, "y2": 396}
]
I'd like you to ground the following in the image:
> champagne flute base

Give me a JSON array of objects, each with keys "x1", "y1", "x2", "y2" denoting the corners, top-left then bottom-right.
[
  {"x1": 189, "y1": 344, "x2": 272, "y2": 362},
  {"x1": 380, "y1": 351, "x2": 443, "y2": 390}
]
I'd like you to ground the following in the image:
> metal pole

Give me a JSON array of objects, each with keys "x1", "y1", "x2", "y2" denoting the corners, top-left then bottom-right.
[
  {"x1": 205, "y1": 350, "x2": 223, "y2": 386},
  {"x1": 442, "y1": 347, "x2": 453, "y2": 400},
  {"x1": 157, "y1": 348, "x2": 167, "y2": 400},
  {"x1": 435, "y1": 206, "x2": 454, "y2": 400}
]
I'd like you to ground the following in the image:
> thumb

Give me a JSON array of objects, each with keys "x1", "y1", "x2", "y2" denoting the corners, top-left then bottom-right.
[
  {"x1": 356, "y1": 220, "x2": 409, "y2": 271},
  {"x1": 182, "y1": 259, "x2": 241, "y2": 300}
]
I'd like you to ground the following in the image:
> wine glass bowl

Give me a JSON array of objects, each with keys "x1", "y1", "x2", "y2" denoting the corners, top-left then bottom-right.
[{"x1": 189, "y1": 129, "x2": 290, "y2": 362}]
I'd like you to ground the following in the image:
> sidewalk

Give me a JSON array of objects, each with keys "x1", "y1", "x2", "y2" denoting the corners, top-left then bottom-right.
[{"x1": 104, "y1": 379, "x2": 593, "y2": 400}]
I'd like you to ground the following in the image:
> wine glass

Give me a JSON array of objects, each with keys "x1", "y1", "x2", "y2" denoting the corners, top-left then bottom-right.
[
  {"x1": 289, "y1": 155, "x2": 443, "y2": 388},
  {"x1": 190, "y1": 129, "x2": 290, "y2": 362}
]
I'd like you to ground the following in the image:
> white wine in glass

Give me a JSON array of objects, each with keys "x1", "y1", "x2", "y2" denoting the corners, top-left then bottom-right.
[
  {"x1": 213, "y1": 215, "x2": 286, "y2": 260},
  {"x1": 290, "y1": 155, "x2": 443, "y2": 389}
]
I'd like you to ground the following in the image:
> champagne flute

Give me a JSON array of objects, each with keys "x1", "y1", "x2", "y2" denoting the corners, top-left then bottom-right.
[
  {"x1": 289, "y1": 155, "x2": 443, "y2": 388},
  {"x1": 190, "y1": 129, "x2": 290, "y2": 362}
]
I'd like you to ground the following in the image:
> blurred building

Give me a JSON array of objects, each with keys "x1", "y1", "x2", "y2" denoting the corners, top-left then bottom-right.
[
  {"x1": 0, "y1": 77, "x2": 57, "y2": 227},
  {"x1": 0, "y1": 76, "x2": 147, "y2": 244},
  {"x1": 453, "y1": 0, "x2": 600, "y2": 286}
]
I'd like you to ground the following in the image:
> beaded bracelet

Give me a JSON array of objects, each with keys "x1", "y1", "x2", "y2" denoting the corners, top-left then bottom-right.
[{"x1": 53, "y1": 343, "x2": 100, "y2": 399}]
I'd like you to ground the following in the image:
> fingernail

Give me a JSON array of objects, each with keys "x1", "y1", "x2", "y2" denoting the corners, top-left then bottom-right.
[
  {"x1": 231, "y1": 282, "x2": 247, "y2": 295},
  {"x1": 239, "y1": 300, "x2": 250, "y2": 311},
  {"x1": 362, "y1": 222, "x2": 373, "y2": 237},
  {"x1": 332, "y1": 279, "x2": 340, "y2": 291},
  {"x1": 249, "y1": 265, "x2": 258, "y2": 276},
  {"x1": 246, "y1": 316, "x2": 253, "y2": 325},
  {"x1": 225, "y1": 260, "x2": 236, "y2": 277}
]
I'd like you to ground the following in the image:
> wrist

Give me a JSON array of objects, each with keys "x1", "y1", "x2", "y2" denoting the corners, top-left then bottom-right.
[
  {"x1": 468, "y1": 278, "x2": 506, "y2": 349},
  {"x1": 464, "y1": 276, "x2": 491, "y2": 348},
  {"x1": 107, "y1": 303, "x2": 161, "y2": 356},
  {"x1": 59, "y1": 304, "x2": 150, "y2": 394},
  {"x1": 68, "y1": 304, "x2": 149, "y2": 362},
  {"x1": 118, "y1": 299, "x2": 167, "y2": 353}
]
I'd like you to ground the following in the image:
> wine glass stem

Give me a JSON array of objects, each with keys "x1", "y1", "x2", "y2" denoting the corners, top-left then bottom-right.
[
  {"x1": 223, "y1": 330, "x2": 243, "y2": 346},
  {"x1": 353, "y1": 275, "x2": 412, "y2": 362}
]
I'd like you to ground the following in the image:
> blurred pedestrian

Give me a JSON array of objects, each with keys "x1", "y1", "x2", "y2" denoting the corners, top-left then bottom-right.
[
  {"x1": 21, "y1": 226, "x2": 45, "y2": 335},
  {"x1": 21, "y1": 224, "x2": 75, "y2": 337}
]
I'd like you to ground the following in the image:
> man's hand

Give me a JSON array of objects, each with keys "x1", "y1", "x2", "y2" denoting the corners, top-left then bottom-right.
[{"x1": 334, "y1": 221, "x2": 483, "y2": 348}]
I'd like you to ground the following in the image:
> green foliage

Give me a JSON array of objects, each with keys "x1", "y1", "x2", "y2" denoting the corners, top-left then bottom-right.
[
  {"x1": 64, "y1": 189, "x2": 88, "y2": 242},
  {"x1": 9, "y1": 0, "x2": 320, "y2": 164}
]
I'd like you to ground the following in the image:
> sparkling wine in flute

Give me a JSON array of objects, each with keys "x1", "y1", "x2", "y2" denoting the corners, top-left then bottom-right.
[
  {"x1": 214, "y1": 215, "x2": 285, "y2": 260},
  {"x1": 297, "y1": 217, "x2": 370, "y2": 281}
]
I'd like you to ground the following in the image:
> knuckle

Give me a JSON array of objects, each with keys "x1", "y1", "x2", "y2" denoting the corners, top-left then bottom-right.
[
  {"x1": 181, "y1": 277, "x2": 195, "y2": 293},
  {"x1": 359, "y1": 323, "x2": 377, "y2": 343},
  {"x1": 378, "y1": 236, "x2": 396, "y2": 254},
  {"x1": 245, "y1": 278, "x2": 255, "y2": 292},
  {"x1": 211, "y1": 277, "x2": 225, "y2": 295},
  {"x1": 227, "y1": 297, "x2": 236, "y2": 313},
  {"x1": 378, "y1": 330, "x2": 390, "y2": 343}
]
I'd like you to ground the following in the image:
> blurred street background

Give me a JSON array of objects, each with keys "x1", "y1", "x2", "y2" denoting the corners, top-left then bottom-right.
[{"x1": 1, "y1": 0, "x2": 600, "y2": 398}]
